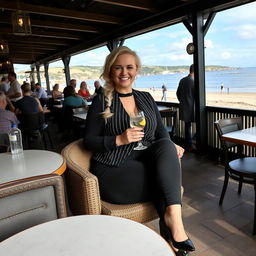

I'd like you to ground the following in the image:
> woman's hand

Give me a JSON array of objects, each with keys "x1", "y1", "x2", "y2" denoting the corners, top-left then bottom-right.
[
  {"x1": 175, "y1": 144, "x2": 184, "y2": 159},
  {"x1": 116, "y1": 127, "x2": 144, "y2": 146}
]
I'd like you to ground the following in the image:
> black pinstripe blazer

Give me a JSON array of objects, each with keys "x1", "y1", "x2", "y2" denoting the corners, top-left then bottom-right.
[{"x1": 84, "y1": 89, "x2": 169, "y2": 166}]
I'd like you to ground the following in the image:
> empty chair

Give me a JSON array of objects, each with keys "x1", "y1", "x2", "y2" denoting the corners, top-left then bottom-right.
[
  {"x1": 0, "y1": 174, "x2": 67, "y2": 241},
  {"x1": 160, "y1": 109, "x2": 177, "y2": 139},
  {"x1": 215, "y1": 117, "x2": 256, "y2": 234},
  {"x1": 0, "y1": 144, "x2": 9, "y2": 153},
  {"x1": 18, "y1": 112, "x2": 54, "y2": 150}
]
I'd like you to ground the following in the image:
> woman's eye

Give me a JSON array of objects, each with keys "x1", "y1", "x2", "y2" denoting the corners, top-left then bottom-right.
[{"x1": 127, "y1": 66, "x2": 134, "y2": 69}]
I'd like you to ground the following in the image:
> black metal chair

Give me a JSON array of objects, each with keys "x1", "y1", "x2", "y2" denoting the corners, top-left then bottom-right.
[
  {"x1": 215, "y1": 117, "x2": 256, "y2": 234},
  {"x1": 160, "y1": 109, "x2": 177, "y2": 140},
  {"x1": 18, "y1": 112, "x2": 54, "y2": 150},
  {"x1": 0, "y1": 144, "x2": 9, "y2": 153}
]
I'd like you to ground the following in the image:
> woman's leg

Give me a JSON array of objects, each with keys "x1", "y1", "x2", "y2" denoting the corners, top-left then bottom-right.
[
  {"x1": 90, "y1": 151, "x2": 151, "y2": 204},
  {"x1": 144, "y1": 138, "x2": 194, "y2": 251}
]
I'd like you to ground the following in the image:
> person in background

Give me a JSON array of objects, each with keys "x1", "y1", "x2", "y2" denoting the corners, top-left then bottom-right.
[
  {"x1": 63, "y1": 86, "x2": 86, "y2": 108},
  {"x1": 34, "y1": 83, "x2": 48, "y2": 107},
  {"x1": 94, "y1": 80, "x2": 103, "y2": 95},
  {"x1": 7, "y1": 72, "x2": 22, "y2": 105},
  {"x1": 78, "y1": 81, "x2": 91, "y2": 100},
  {"x1": 0, "y1": 77, "x2": 9, "y2": 94},
  {"x1": 15, "y1": 83, "x2": 43, "y2": 114},
  {"x1": 176, "y1": 64, "x2": 195, "y2": 151},
  {"x1": 161, "y1": 83, "x2": 167, "y2": 101},
  {"x1": 83, "y1": 46, "x2": 195, "y2": 256},
  {"x1": 91, "y1": 80, "x2": 104, "y2": 99},
  {"x1": 63, "y1": 79, "x2": 77, "y2": 98},
  {"x1": 30, "y1": 81, "x2": 36, "y2": 92},
  {"x1": 0, "y1": 92, "x2": 19, "y2": 135},
  {"x1": 52, "y1": 83, "x2": 63, "y2": 99}
]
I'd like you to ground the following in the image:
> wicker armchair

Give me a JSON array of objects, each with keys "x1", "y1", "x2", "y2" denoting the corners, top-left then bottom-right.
[{"x1": 62, "y1": 139, "x2": 184, "y2": 223}]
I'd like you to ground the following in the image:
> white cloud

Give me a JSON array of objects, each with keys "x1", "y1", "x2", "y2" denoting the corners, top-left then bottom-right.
[
  {"x1": 220, "y1": 51, "x2": 231, "y2": 60},
  {"x1": 237, "y1": 24, "x2": 256, "y2": 39},
  {"x1": 169, "y1": 54, "x2": 190, "y2": 61},
  {"x1": 168, "y1": 37, "x2": 191, "y2": 51},
  {"x1": 205, "y1": 40, "x2": 213, "y2": 48}
]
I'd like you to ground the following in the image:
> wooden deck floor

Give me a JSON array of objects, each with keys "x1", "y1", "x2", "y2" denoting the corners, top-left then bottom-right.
[
  {"x1": 49, "y1": 116, "x2": 256, "y2": 255},
  {"x1": 146, "y1": 152, "x2": 256, "y2": 256}
]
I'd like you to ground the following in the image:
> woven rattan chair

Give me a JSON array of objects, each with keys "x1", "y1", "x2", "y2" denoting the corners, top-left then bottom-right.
[
  {"x1": 62, "y1": 139, "x2": 183, "y2": 223},
  {"x1": 0, "y1": 174, "x2": 67, "y2": 241}
]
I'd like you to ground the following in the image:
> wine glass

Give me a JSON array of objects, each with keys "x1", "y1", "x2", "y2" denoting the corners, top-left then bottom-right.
[{"x1": 130, "y1": 111, "x2": 147, "y2": 150}]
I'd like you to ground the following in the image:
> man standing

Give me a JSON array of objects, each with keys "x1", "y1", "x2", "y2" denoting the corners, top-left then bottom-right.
[
  {"x1": 176, "y1": 64, "x2": 195, "y2": 150},
  {"x1": 161, "y1": 83, "x2": 167, "y2": 101},
  {"x1": 7, "y1": 72, "x2": 22, "y2": 104}
]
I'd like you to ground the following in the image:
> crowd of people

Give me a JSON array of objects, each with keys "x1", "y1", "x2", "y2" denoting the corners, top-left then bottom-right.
[{"x1": 0, "y1": 72, "x2": 103, "y2": 144}]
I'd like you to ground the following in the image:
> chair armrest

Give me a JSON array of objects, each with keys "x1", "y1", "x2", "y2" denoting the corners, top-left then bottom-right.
[{"x1": 61, "y1": 139, "x2": 101, "y2": 215}]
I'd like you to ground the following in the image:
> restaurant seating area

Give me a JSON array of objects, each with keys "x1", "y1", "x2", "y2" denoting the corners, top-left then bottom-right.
[
  {"x1": 39, "y1": 115, "x2": 256, "y2": 255},
  {"x1": 1, "y1": 113, "x2": 256, "y2": 255}
]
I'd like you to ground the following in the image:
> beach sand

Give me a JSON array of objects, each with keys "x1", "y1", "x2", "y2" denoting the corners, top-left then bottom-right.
[{"x1": 137, "y1": 88, "x2": 256, "y2": 110}]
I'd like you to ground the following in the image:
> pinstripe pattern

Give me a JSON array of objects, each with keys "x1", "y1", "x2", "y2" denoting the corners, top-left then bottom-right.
[{"x1": 94, "y1": 90, "x2": 158, "y2": 166}]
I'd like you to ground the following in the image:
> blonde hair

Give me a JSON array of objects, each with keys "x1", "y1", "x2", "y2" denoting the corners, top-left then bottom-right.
[{"x1": 101, "y1": 46, "x2": 141, "y2": 120}]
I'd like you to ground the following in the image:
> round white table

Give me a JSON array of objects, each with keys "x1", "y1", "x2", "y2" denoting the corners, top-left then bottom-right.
[
  {"x1": 0, "y1": 150, "x2": 66, "y2": 184},
  {"x1": 0, "y1": 215, "x2": 174, "y2": 256}
]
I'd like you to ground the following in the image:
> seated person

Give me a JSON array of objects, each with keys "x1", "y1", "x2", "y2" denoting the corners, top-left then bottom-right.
[
  {"x1": 78, "y1": 81, "x2": 91, "y2": 100},
  {"x1": 0, "y1": 92, "x2": 19, "y2": 135},
  {"x1": 63, "y1": 79, "x2": 77, "y2": 98},
  {"x1": 0, "y1": 76, "x2": 9, "y2": 94},
  {"x1": 52, "y1": 83, "x2": 63, "y2": 99},
  {"x1": 83, "y1": 46, "x2": 195, "y2": 256},
  {"x1": 34, "y1": 83, "x2": 48, "y2": 107},
  {"x1": 15, "y1": 83, "x2": 43, "y2": 114},
  {"x1": 63, "y1": 86, "x2": 86, "y2": 108},
  {"x1": 91, "y1": 80, "x2": 104, "y2": 99}
]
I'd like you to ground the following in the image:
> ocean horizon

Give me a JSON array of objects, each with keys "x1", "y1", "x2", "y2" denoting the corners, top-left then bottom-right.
[
  {"x1": 83, "y1": 67, "x2": 256, "y2": 93},
  {"x1": 26, "y1": 66, "x2": 256, "y2": 93}
]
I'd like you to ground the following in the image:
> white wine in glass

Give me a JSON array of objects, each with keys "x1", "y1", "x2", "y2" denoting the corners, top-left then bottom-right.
[{"x1": 130, "y1": 111, "x2": 147, "y2": 150}]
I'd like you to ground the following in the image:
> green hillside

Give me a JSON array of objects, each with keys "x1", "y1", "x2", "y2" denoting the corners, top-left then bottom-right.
[{"x1": 17, "y1": 65, "x2": 235, "y2": 83}]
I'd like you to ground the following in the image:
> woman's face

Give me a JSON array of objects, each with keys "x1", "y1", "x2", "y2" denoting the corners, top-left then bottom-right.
[
  {"x1": 81, "y1": 82, "x2": 87, "y2": 89},
  {"x1": 111, "y1": 53, "x2": 138, "y2": 92}
]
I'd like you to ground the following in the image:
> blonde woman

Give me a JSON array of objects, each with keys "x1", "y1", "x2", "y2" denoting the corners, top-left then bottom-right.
[{"x1": 83, "y1": 46, "x2": 195, "y2": 256}]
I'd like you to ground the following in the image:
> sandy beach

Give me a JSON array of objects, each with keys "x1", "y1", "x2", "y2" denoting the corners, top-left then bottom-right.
[{"x1": 135, "y1": 88, "x2": 256, "y2": 110}]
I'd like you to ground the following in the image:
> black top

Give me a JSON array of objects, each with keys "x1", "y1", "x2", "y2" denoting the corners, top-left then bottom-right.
[
  {"x1": 94, "y1": 86, "x2": 104, "y2": 95},
  {"x1": 176, "y1": 74, "x2": 195, "y2": 122},
  {"x1": 84, "y1": 89, "x2": 169, "y2": 166},
  {"x1": 16, "y1": 96, "x2": 39, "y2": 113}
]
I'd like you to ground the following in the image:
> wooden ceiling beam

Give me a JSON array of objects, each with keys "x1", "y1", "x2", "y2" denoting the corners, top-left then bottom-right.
[
  {"x1": 0, "y1": 27, "x2": 82, "y2": 40},
  {"x1": 31, "y1": 20, "x2": 100, "y2": 33},
  {"x1": 92, "y1": 0, "x2": 156, "y2": 11},
  {"x1": 6, "y1": 37, "x2": 71, "y2": 46},
  {"x1": 0, "y1": 1, "x2": 122, "y2": 24},
  {"x1": 0, "y1": 15, "x2": 100, "y2": 33},
  {"x1": 8, "y1": 44, "x2": 59, "y2": 51}
]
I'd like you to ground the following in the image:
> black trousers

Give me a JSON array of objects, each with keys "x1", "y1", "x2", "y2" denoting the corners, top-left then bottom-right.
[{"x1": 90, "y1": 138, "x2": 181, "y2": 219}]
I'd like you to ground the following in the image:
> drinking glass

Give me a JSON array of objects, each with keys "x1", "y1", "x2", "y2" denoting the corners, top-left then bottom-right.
[{"x1": 130, "y1": 111, "x2": 147, "y2": 150}]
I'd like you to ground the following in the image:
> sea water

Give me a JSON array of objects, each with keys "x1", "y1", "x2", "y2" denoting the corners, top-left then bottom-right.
[{"x1": 85, "y1": 67, "x2": 256, "y2": 93}]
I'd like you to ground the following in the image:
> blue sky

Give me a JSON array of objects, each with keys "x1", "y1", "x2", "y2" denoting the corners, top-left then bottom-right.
[{"x1": 15, "y1": 1, "x2": 256, "y2": 72}]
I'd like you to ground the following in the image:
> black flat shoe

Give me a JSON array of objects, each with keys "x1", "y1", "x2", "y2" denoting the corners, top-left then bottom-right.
[
  {"x1": 159, "y1": 220, "x2": 195, "y2": 252},
  {"x1": 176, "y1": 250, "x2": 189, "y2": 256}
]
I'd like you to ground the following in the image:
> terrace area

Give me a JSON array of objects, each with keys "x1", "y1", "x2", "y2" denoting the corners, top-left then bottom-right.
[{"x1": 1, "y1": 0, "x2": 256, "y2": 254}]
